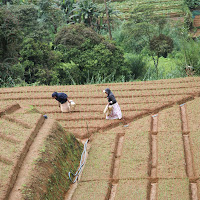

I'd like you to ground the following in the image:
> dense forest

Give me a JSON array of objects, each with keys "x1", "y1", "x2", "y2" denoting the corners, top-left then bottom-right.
[{"x1": 0, "y1": 0, "x2": 200, "y2": 87}]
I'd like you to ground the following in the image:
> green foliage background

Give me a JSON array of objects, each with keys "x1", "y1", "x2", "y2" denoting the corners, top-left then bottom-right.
[{"x1": 0, "y1": 0, "x2": 200, "y2": 87}]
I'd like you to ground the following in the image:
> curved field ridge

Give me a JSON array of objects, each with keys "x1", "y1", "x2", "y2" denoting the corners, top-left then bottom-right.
[
  {"x1": 64, "y1": 77, "x2": 200, "y2": 200},
  {"x1": 72, "y1": 102, "x2": 200, "y2": 200},
  {"x1": 1, "y1": 77, "x2": 200, "y2": 140},
  {"x1": 0, "y1": 107, "x2": 45, "y2": 200},
  {"x1": 0, "y1": 104, "x2": 82, "y2": 200},
  {"x1": 1, "y1": 77, "x2": 200, "y2": 200}
]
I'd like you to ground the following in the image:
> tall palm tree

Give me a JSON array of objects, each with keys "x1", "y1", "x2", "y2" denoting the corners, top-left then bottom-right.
[{"x1": 104, "y1": 0, "x2": 112, "y2": 40}]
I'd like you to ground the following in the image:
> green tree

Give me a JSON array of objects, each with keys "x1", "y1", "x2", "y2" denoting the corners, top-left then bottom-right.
[
  {"x1": 54, "y1": 24, "x2": 127, "y2": 83},
  {"x1": 114, "y1": 6, "x2": 174, "y2": 79},
  {"x1": 60, "y1": 0, "x2": 76, "y2": 23},
  {"x1": 149, "y1": 34, "x2": 174, "y2": 77},
  {"x1": 0, "y1": 7, "x2": 21, "y2": 60},
  {"x1": 10, "y1": 5, "x2": 38, "y2": 36},
  {"x1": 0, "y1": 7, "x2": 23, "y2": 87},
  {"x1": 38, "y1": 0, "x2": 66, "y2": 34},
  {"x1": 1, "y1": 0, "x2": 13, "y2": 5},
  {"x1": 19, "y1": 38, "x2": 61, "y2": 84},
  {"x1": 72, "y1": 0, "x2": 101, "y2": 27}
]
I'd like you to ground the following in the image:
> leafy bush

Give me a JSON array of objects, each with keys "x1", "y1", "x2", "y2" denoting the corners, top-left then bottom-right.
[
  {"x1": 175, "y1": 38, "x2": 200, "y2": 75},
  {"x1": 51, "y1": 62, "x2": 82, "y2": 85},
  {"x1": 19, "y1": 38, "x2": 62, "y2": 84},
  {"x1": 0, "y1": 7, "x2": 21, "y2": 60},
  {"x1": 143, "y1": 56, "x2": 185, "y2": 81},
  {"x1": 124, "y1": 53, "x2": 146, "y2": 80},
  {"x1": 54, "y1": 24, "x2": 128, "y2": 84},
  {"x1": 182, "y1": 5, "x2": 193, "y2": 30},
  {"x1": 0, "y1": 7, "x2": 23, "y2": 87},
  {"x1": 10, "y1": 4, "x2": 39, "y2": 36}
]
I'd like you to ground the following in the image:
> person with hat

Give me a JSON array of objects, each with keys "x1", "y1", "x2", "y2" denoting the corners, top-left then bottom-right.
[
  {"x1": 103, "y1": 88, "x2": 122, "y2": 119},
  {"x1": 52, "y1": 92, "x2": 71, "y2": 112}
]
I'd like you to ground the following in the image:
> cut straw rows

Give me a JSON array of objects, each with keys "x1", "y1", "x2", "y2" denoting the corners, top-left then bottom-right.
[
  {"x1": 1, "y1": 84, "x2": 200, "y2": 95},
  {"x1": 0, "y1": 77, "x2": 200, "y2": 94},
  {"x1": 108, "y1": 133, "x2": 125, "y2": 200},
  {"x1": 1, "y1": 88, "x2": 200, "y2": 100},
  {"x1": 180, "y1": 104, "x2": 199, "y2": 200},
  {"x1": 148, "y1": 102, "x2": 199, "y2": 199}
]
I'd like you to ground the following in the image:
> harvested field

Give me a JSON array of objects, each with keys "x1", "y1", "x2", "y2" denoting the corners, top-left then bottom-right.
[
  {"x1": 186, "y1": 98, "x2": 200, "y2": 178},
  {"x1": 0, "y1": 101, "x2": 18, "y2": 111},
  {"x1": 1, "y1": 88, "x2": 200, "y2": 100},
  {"x1": 157, "y1": 106, "x2": 186, "y2": 178},
  {"x1": 158, "y1": 106, "x2": 182, "y2": 132},
  {"x1": 80, "y1": 132, "x2": 116, "y2": 181},
  {"x1": 157, "y1": 129, "x2": 186, "y2": 178},
  {"x1": 1, "y1": 77, "x2": 200, "y2": 199},
  {"x1": 0, "y1": 103, "x2": 82, "y2": 200},
  {"x1": 71, "y1": 181, "x2": 110, "y2": 200},
  {"x1": 157, "y1": 179, "x2": 190, "y2": 200},
  {"x1": 119, "y1": 116, "x2": 150, "y2": 179},
  {"x1": 115, "y1": 179, "x2": 148, "y2": 200}
]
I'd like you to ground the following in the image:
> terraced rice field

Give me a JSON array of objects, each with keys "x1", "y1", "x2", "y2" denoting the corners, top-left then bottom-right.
[
  {"x1": 109, "y1": 0, "x2": 184, "y2": 20},
  {"x1": 1, "y1": 76, "x2": 200, "y2": 199}
]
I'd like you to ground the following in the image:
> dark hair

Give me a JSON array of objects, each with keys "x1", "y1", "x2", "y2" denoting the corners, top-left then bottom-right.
[{"x1": 52, "y1": 92, "x2": 58, "y2": 97}]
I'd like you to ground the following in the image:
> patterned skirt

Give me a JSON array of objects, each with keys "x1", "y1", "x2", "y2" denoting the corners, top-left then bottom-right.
[{"x1": 106, "y1": 102, "x2": 122, "y2": 120}]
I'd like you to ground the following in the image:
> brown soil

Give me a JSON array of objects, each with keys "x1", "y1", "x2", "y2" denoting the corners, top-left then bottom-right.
[
  {"x1": 179, "y1": 102, "x2": 200, "y2": 199},
  {"x1": 149, "y1": 114, "x2": 158, "y2": 199},
  {"x1": 2, "y1": 77, "x2": 200, "y2": 200},
  {"x1": 0, "y1": 103, "x2": 20, "y2": 117},
  {"x1": 151, "y1": 114, "x2": 158, "y2": 134},
  {"x1": 1, "y1": 114, "x2": 44, "y2": 200},
  {"x1": 8, "y1": 119, "x2": 51, "y2": 200},
  {"x1": 111, "y1": 134, "x2": 125, "y2": 183},
  {"x1": 0, "y1": 134, "x2": 19, "y2": 144},
  {"x1": 151, "y1": 135, "x2": 158, "y2": 175},
  {"x1": 186, "y1": 98, "x2": 200, "y2": 178},
  {"x1": 2, "y1": 115, "x2": 31, "y2": 129}
]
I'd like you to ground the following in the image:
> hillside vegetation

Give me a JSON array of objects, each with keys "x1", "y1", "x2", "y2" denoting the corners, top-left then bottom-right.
[
  {"x1": 109, "y1": 0, "x2": 185, "y2": 20},
  {"x1": 1, "y1": 0, "x2": 200, "y2": 87}
]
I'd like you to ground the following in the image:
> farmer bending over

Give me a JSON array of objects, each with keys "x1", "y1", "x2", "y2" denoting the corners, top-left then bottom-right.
[
  {"x1": 103, "y1": 88, "x2": 122, "y2": 120},
  {"x1": 52, "y1": 92, "x2": 71, "y2": 113}
]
